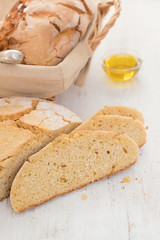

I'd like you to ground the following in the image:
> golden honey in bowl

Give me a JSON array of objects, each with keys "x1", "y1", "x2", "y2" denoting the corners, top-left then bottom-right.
[{"x1": 103, "y1": 53, "x2": 142, "y2": 81}]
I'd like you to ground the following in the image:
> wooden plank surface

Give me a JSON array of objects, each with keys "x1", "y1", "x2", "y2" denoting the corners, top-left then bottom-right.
[{"x1": 1, "y1": 0, "x2": 160, "y2": 239}]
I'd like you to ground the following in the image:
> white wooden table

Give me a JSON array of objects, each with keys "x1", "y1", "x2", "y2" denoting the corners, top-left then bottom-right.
[{"x1": 1, "y1": 0, "x2": 160, "y2": 239}]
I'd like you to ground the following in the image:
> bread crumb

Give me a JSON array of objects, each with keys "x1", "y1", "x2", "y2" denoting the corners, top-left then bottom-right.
[
  {"x1": 81, "y1": 194, "x2": 88, "y2": 200},
  {"x1": 135, "y1": 177, "x2": 143, "y2": 183},
  {"x1": 146, "y1": 126, "x2": 149, "y2": 130},
  {"x1": 122, "y1": 186, "x2": 125, "y2": 189},
  {"x1": 121, "y1": 176, "x2": 132, "y2": 183}
]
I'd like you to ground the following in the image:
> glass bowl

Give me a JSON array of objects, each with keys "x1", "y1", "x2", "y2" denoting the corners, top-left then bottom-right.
[{"x1": 102, "y1": 51, "x2": 143, "y2": 81}]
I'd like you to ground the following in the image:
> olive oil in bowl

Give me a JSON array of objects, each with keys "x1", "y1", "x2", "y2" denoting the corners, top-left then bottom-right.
[{"x1": 102, "y1": 53, "x2": 142, "y2": 81}]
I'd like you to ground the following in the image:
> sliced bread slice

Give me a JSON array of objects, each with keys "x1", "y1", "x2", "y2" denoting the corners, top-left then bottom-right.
[
  {"x1": 11, "y1": 130, "x2": 139, "y2": 212},
  {"x1": 74, "y1": 115, "x2": 146, "y2": 147},
  {"x1": 0, "y1": 121, "x2": 35, "y2": 201},
  {"x1": 91, "y1": 106, "x2": 144, "y2": 123}
]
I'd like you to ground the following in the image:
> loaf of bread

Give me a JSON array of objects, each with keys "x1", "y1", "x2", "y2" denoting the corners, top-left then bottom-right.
[
  {"x1": 91, "y1": 106, "x2": 144, "y2": 123},
  {"x1": 11, "y1": 130, "x2": 139, "y2": 212},
  {"x1": 75, "y1": 115, "x2": 146, "y2": 147},
  {"x1": 0, "y1": 0, "x2": 94, "y2": 66},
  {"x1": 0, "y1": 97, "x2": 82, "y2": 201}
]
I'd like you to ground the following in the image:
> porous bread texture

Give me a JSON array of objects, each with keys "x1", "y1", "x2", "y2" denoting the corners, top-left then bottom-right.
[
  {"x1": 91, "y1": 106, "x2": 144, "y2": 124},
  {"x1": 74, "y1": 115, "x2": 146, "y2": 148},
  {"x1": 0, "y1": 121, "x2": 35, "y2": 201},
  {"x1": 11, "y1": 130, "x2": 139, "y2": 212},
  {"x1": 0, "y1": 97, "x2": 82, "y2": 201},
  {"x1": 0, "y1": 0, "x2": 94, "y2": 66}
]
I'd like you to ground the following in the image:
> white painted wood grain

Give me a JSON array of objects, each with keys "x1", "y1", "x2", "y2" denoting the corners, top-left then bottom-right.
[{"x1": 1, "y1": 0, "x2": 160, "y2": 239}]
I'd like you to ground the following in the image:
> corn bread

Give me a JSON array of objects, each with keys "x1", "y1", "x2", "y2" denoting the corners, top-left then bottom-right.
[
  {"x1": 0, "y1": 121, "x2": 35, "y2": 201},
  {"x1": 75, "y1": 115, "x2": 146, "y2": 147},
  {"x1": 91, "y1": 106, "x2": 144, "y2": 123},
  {"x1": 0, "y1": 97, "x2": 82, "y2": 200},
  {"x1": 11, "y1": 130, "x2": 139, "y2": 212}
]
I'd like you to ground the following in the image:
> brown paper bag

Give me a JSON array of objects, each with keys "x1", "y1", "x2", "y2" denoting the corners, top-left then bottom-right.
[{"x1": 0, "y1": 0, "x2": 121, "y2": 98}]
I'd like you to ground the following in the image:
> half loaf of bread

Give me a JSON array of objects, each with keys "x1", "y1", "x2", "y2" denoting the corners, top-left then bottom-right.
[
  {"x1": 0, "y1": 97, "x2": 82, "y2": 201},
  {"x1": 11, "y1": 130, "x2": 139, "y2": 212}
]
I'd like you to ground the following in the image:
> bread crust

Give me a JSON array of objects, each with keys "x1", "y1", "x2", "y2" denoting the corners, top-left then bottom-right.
[
  {"x1": 0, "y1": 97, "x2": 39, "y2": 121},
  {"x1": 0, "y1": 0, "x2": 94, "y2": 66}
]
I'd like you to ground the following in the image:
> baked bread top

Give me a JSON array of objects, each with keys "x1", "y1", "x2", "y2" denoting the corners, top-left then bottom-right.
[
  {"x1": 0, "y1": 0, "x2": 94, "y2": 66},
  {"x1": 18, "y1": 101, "x2": 82, "y2": 131},
  {"x1": 0, "y1": 97, "x2": 39, "y2": 121}
]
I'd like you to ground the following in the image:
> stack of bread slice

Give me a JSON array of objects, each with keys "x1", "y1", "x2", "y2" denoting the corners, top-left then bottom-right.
[
  {"x1": 74, "y1": 106, "x2": 146, "y2": 148},
  {"x1": 0, "y1": 97, "x2": 82, "y2": 201},
  {"x1": 10, "y1": 105, "x2": 146, "y2": 212}
]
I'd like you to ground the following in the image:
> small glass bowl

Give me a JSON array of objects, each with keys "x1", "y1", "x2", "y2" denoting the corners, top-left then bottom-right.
[{"x1": 102, "y1": 52, "x2": 143, "y2": 82}]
